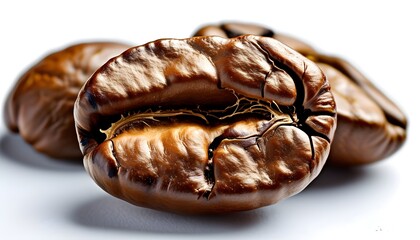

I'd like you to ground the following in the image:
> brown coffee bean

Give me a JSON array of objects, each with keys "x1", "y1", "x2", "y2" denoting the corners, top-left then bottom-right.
[
  {"x1": 74, "y1": 35, "x2": 336, "y2": 213},
  {"x1": 4, "y1": 42, "x2": 130, "y2": 159}
]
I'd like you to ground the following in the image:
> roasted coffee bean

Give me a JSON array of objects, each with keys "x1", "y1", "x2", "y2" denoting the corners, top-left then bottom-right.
[
  {"x1": 74, "y1": 35, "x2": 336, "y2": 214},
  {"x1": 4, "y1": 42, "x2": 130, "y2": 159},
  {"x1": 307, "y1": 55, "x2": 407, "y2": 165},
  {"x1": 193, "y1": 22, "x2": 407, "y2": 166}
]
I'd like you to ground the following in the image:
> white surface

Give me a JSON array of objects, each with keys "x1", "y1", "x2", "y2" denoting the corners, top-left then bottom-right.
[{"x1": 1, "y1": 0, "x2": 419, "y2": 239}]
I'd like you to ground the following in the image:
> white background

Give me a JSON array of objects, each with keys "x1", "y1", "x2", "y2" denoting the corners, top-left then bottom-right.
[{"x1": 1, "y1": 0, "x2": 419, "y2": 239}]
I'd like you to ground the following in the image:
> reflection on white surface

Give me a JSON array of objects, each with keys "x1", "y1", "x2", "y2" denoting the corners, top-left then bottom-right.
[
  {"x1": 71, "y1": 196, "x2": 267, "y2": 234},
  {"x1": 0, "y1": 133, "x2": 82, "y2": 172}
]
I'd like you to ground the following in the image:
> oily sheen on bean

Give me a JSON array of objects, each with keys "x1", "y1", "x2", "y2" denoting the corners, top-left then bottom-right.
[
  {"x1": 193, "y1": 22, "x2": 407, "y2": 166},
  {"x1": 74, "y1": 35, "x2": 336, "y2": 214}
]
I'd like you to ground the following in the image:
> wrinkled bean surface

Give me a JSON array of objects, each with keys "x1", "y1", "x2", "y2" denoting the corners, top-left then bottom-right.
[
  {"x1": 74, "y1": 35, "x2": 336, "y2": 213},
  {"x1": 194, "y1": 22, "x2": 407, "y2": 166}
]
